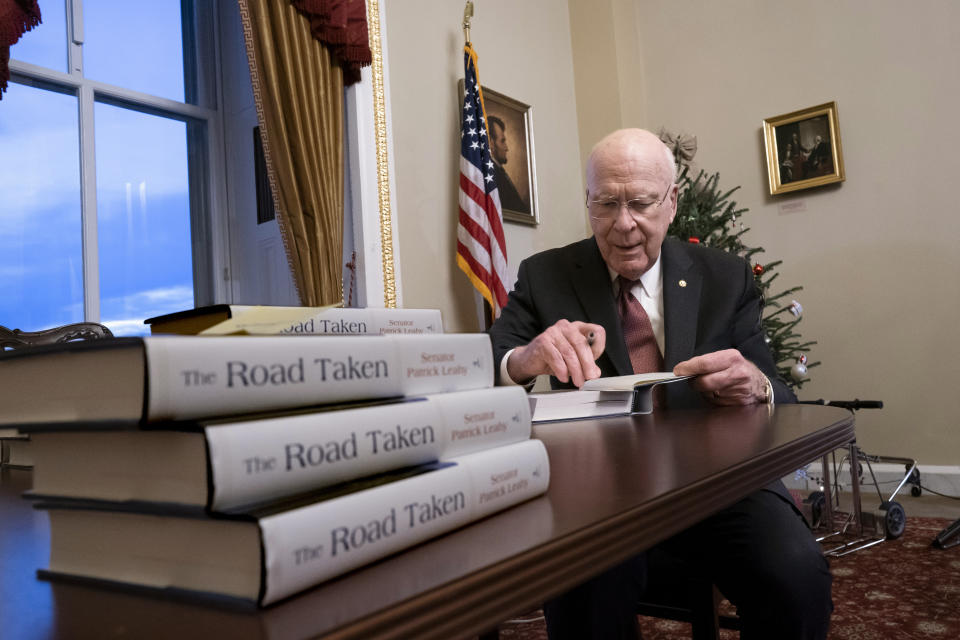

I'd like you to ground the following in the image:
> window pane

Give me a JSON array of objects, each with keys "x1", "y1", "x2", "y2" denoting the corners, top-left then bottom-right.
[
  {"x1": 95, "y1": 103, "x2": 193, "y2": 336},
  {"x1": 0, "y1": 82, "x2": 83, "y2": 331},
  {"x1": 83, "y1": 1, "x2": 186, "y2": 102},
  {"x1": 9, "y1": 0, "x2": 68, "y2": 72}
]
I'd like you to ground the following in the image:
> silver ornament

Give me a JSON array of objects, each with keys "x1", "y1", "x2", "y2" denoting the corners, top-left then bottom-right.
[{"x1": 790, "y1": 362, "x2": 808, "y2": 382}]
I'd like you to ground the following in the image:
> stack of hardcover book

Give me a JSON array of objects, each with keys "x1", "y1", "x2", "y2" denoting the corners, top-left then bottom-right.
[{"x1": 1, "y1": 320, "x2": 549, "y2": 607}]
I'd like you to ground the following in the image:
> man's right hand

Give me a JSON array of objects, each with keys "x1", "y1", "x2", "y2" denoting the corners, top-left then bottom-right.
[{"x1": 506, "y1": 320, "x2": 605, "y2": 388}]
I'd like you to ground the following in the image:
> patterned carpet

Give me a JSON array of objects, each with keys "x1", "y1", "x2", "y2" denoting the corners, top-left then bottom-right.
[{"x1": 494, "y1": 517, "x2": 960, "y2": 639}]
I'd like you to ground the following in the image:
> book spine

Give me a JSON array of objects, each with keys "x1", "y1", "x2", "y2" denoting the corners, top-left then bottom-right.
[
  {"x1": 258, "y1": 438, "x2": 550, "y2": 605},
  {"x1": 145, "y1": 334, "x2": 493, "y2": 421},
  {"x1": 207, "y1": 386, "x2": 531, "y2": 510},
  {"x1": 278, "y1": 308, "x2": 443, "y2": 336}
]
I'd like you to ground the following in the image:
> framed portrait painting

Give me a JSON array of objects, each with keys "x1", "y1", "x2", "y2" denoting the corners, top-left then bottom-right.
[
  {"x1": 472, "y1": 85, "x2": 540, "y2": 225},
  {"x1": 763, "y1": 102, "x2": 845, "y2": 195}
]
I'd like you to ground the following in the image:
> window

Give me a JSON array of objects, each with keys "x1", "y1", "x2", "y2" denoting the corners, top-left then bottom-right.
[{"x1": 0, "y1": 1, "x2": 222, "y2": 335}]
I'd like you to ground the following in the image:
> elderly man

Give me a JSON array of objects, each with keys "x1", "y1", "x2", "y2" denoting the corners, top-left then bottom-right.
[
  {"x1": 489, "y1": 129, "x2": 831, "y2": 639},
  {"x1": 807, "y1": 134, "x2": 831, "y2": 174}
]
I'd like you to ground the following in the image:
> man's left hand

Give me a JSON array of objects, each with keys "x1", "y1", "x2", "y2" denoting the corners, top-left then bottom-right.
[{"x1": 673, "y1": 349, "x2": 770, "y2": 405}]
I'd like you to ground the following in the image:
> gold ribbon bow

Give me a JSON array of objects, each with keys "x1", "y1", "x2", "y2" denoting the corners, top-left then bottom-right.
[{"x1": 658, "y1": 129, "x2": 698, "y2": 167}]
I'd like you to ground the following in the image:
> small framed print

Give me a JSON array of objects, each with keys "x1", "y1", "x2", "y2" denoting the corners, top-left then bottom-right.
[{"x1": 763, "y1": 101, "x2": 845, "y2": 195}]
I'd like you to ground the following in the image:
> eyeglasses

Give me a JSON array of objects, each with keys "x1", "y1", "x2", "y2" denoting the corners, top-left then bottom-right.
[{"x1": 588, "y1": 185, "x2": 673, "y2": 221}]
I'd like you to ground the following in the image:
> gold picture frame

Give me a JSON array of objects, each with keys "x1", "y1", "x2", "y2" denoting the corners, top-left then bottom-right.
[
  {"x1": 763, "y1": 101, "x2": 845, "y2": 195},
  {"x1": 459, "y1": 80, "x2": 540, "y2": 226}
]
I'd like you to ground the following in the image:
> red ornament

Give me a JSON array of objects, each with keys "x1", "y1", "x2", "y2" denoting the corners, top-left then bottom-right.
[
  {"x1": 688, "y1": 237, "x2": 700, "y2": 244},
  {"x1": 753, "y1": 263, "x2": 764, "y2": 276}
]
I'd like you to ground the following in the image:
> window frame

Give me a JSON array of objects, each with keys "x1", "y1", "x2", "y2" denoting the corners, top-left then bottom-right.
[
  {"x1": 6, "y1": 0, "x2": 229, "y2": 324},
  {"x1": 7, "y1": 0, "x2": 403, "y2": 324}
]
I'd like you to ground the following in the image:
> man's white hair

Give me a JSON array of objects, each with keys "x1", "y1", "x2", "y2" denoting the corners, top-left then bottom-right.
[
  {"x1": 660, "y1": 142, "x2": 677, "y2": 185},
  {"x1": 586, "y1": 128, "x2": 678, "y2": 192}
]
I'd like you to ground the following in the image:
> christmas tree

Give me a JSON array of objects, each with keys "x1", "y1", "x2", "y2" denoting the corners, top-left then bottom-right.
[{"x1": 661, "y1": 131, "x2": 817, "y2": 389}]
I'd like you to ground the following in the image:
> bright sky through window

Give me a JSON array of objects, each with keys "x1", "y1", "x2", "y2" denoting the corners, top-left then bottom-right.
[{"x1": 0, "y1": 2, "x2": 196, "y2": 335}]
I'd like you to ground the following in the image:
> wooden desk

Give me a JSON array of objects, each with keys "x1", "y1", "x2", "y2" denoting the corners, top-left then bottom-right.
[{"x1": 0, "y1": 404, "x2": 853, "y2": 640}]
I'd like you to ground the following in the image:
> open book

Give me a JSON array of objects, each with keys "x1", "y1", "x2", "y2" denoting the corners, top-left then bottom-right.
[{"x1": 529, "y1": 372, "x2": 691, "y2": 422}]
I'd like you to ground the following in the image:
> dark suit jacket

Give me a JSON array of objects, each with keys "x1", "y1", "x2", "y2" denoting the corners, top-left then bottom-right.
[
  {"x1": 493, "y1": 162, "x2": 529, "y2": 213},
  {"x1": 489, "y1": 236, "x2": 796, "y2": 408}
]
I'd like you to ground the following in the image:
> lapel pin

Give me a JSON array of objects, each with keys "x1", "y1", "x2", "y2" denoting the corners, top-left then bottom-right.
[{"x1": 678, "y1": 280, "x2": 687, "y2": 288}]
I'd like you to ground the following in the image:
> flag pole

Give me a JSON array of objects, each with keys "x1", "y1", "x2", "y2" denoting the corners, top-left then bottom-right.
[
  {"x1": 457, "y1": 0, "x2": 507, "y2": 329},
  {"x1": 461, "y1": 0, "x2": 491, "y2": 328},
  {"x1": 462, "y1": 1, "x2": 473, "y2": 45}
]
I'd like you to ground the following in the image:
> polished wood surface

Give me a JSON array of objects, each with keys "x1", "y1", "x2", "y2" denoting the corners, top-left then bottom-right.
[{"x1": 0, "y1": 404, "x2": 854, "y2": 640}]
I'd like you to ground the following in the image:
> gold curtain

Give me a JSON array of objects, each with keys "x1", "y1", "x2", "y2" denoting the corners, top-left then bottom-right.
[{"x1": 238, "y1": 0, "x2": 344, "y2": 306}]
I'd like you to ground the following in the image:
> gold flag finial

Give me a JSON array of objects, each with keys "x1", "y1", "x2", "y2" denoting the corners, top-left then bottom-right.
[{"x1": 463, "y1": 1, "x2": 474, "y2": 44}]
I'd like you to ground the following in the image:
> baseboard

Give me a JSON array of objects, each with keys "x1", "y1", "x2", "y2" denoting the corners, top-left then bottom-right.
[{"x1": 783, "y1": 462, "x2": 960, "y2": 498}]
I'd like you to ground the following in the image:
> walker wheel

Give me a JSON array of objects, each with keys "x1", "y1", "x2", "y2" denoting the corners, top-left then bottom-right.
[
  {"x1": 880, "y1": 501, "x2": 906, "y2": 539},
  {"x1": 806, "y1": 491, "x2": 826, "y2": 526},
  {"x1": 907, "y1": 466, "x2": 922, "y2": 497}
]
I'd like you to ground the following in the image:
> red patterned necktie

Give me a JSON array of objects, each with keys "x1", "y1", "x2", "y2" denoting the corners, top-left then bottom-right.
[{"x1": 617, "y1": 276, "x2": 663, "y2": 374}]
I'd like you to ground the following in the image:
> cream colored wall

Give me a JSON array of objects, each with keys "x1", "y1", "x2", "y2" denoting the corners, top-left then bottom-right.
[
  {"x1": 572, "y1": 0, "x2": 960, "y2": 464},
  {"x1": 382, "y1": 0, "x2": 587, "y2": 333},
  {"x1": 568, "y1": 0, "x2": 648, "y2": 169},
  {"x1": 384, "y1": 0, "x2": 960, "y2": 464},
  {"x1": 568, "y1": 0, "x2": 620, "y2": 169}
]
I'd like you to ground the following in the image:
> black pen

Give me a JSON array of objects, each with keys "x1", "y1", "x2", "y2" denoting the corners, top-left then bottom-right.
[{"x1": 586, "y1": 331, "x2": 596, "y2": 346}]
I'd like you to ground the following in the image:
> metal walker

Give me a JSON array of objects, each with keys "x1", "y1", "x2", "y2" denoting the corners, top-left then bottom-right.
[{"x1": 798, "y1": 400, "x2": 919, "y2": 557}]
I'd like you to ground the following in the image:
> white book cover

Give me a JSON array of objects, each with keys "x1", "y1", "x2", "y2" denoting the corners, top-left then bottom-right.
[
  {"x1": 200, "y1": 307, "x2": 443, "y2": 336},
  {"x1": 528, "y1": 389, "x2": 634, "y2": 422},
  {"x1": 206, "y1": 386, "x2": 532, "y2": 510},
  {"x1": 144, "y1": 333, "x2": 493, "y2": 421},
  {"x1": 259, "y1": 438, "x2": 550, "y2": 605}
]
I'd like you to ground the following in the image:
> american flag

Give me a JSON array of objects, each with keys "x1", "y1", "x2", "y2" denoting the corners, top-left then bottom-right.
[{"x1": 457, "y1": 43, "x2": 509, "y2": 321}]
